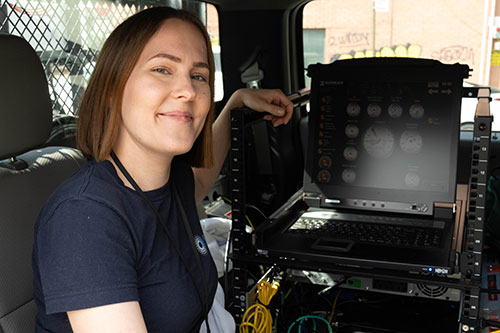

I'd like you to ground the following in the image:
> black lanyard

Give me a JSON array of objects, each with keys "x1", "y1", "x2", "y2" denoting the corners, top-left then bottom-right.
[{"x1": 110, "y1": 151, "x2": 211, "y2": 332}]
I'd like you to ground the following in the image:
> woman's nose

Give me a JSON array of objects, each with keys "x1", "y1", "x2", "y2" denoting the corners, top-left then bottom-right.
[{"x1": 171, "y1": 74, "x2": 195, "y2": 100}]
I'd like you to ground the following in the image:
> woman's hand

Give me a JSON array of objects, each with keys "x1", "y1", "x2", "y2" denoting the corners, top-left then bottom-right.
[
  {"x1": 226, "y1": 88, "x2": 294, "y2": 127},
  {"x1": 193, "y1": 88, "x2": 293, "y2": 203}
]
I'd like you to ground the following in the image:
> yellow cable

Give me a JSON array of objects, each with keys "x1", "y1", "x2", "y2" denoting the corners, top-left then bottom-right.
[
  {"x1": 491, "y1": 330, "x2": 500, "y2": 333},
  {"x1": 239, "y1": 303, "x2": 272, "y2": 333},
  {"x1": 245, "y1": 215, "x2": 255, "y2": 230},
  {"x1": 239, "y1": 280, "x2": 279, "y2": 333},
  {"x1": 257, "y1": 280, "x2": 279, "y2": 306},
  {"x1": 328, "y1": 290, "x2": 341, "y2": 324}
]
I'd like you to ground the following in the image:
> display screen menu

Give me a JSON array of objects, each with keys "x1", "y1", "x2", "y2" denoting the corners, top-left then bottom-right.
[
  {"x1": 305, "y1": 59, "x2": 469, "y2": 214},
  {"x1": 312, "y1": 81, "x2": 454, "y2": 192}
]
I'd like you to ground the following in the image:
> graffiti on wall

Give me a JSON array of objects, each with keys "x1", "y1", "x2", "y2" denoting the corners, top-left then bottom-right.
[
  {"x1": 329, "y1": 43, "x2": 422, "y2": 63},
  {"x1": 328, "y1": 32, "x2": 370, "y2": 48},
  {"x1": 430, "y1": 45, "x2": 474, "y2": 65}
]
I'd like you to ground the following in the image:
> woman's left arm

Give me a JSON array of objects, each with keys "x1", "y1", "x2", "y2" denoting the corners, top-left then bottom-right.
[{"x1": 193, "y1": 88, "x2": 294, "y2": 204}]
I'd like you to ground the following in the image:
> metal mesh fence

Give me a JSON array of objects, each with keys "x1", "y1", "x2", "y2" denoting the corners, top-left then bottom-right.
[{"x1": 0, "y1": 0, "x2": 206, "y2": 118}]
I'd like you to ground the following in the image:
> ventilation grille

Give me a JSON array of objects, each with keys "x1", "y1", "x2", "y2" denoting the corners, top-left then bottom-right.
[{"x1": 416, "y1": 284, "x2": 448, "y2": 298}]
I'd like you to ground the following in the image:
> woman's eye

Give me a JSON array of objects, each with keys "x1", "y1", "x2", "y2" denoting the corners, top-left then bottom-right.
[
  {"x1": 153, "y1": 68, "x2": 170, "y2": 75},
  {"x1": 192, "y1": 74, "x2": 207, "y2": 82}
]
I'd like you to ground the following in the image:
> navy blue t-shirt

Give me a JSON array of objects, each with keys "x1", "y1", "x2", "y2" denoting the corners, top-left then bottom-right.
[{"x1": 32, "y1": 158, "x2": 217, "y2": 332}]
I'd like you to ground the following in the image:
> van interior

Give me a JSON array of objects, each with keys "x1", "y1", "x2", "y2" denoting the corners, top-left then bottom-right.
[{"x1": 2, "y1": 0, "x2": 500, "y2": 332}]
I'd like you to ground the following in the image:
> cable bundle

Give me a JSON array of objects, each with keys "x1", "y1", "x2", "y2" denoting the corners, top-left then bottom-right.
[
  {"x1": 239, "y1": 280, "x2": 279, "y2": 333},
  {"x1": 287, "y1": 315, "x2": 333, "y2": 333}
]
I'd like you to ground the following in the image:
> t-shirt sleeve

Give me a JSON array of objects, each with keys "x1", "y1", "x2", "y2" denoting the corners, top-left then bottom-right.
[{"x1": 35, "y1": 198, "x2": 139, "y2": 314}]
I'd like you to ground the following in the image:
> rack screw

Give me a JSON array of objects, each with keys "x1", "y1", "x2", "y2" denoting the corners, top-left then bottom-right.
[{"x1": 462, "y1": 324, "x2": 469, "y2": 332}]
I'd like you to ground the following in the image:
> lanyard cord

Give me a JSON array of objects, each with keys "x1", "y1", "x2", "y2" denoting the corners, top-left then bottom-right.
[
  {"x1": 110, "y1": 152, "x2": 210, "y2": 332},
  {"x1": 171, "y1": 181, "x2": 211, "y2": 322}
]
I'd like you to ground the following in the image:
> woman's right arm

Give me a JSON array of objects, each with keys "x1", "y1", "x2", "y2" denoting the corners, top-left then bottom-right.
[
  {"x1": 67, "y1": 301, "x2": 147, "y2": 333},
  {"x1": 35, "y1": 199, "x2": 145, "y2": 332}
]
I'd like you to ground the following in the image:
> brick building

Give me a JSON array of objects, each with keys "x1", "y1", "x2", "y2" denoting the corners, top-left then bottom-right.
[
  {"x1": 303, "y1": 0, "x2": 494, "y2": 86},
  {"x1": 208, "y1": 1, "x2": 500, "y2": 88}
]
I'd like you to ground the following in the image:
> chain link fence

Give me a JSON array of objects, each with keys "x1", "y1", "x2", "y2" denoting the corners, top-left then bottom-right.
[{"x1": 0, "y1": 0, "x2": 206, "y2": 118}]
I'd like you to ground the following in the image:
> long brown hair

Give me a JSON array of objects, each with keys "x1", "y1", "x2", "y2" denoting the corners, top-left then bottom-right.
[{"x1": 76, "y1": 6, "x2": 215, "y2": 168}]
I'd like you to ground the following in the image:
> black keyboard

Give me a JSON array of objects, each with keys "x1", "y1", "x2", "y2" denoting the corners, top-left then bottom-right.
[{"x1": 287, "y1": 217, "x2": 443, "y2": 248}]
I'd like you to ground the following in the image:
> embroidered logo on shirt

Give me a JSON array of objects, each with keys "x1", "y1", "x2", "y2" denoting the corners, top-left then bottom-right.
[{"x1": 194, "y1": 235, "x2": 208, "y2": 256}]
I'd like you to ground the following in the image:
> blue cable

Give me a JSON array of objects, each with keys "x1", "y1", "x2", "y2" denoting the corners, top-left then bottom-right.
[
  {"x1": 287, "y1": 315, "x2": 333, "y2": 333},
  {"x1": 298, "y1": 317, "x2": 317, "y2": 332}
]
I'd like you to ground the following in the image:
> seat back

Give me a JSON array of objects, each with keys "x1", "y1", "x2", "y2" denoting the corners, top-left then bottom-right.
[{"x1": 0, "y1": 34, "x2": 86, "y2": 332}]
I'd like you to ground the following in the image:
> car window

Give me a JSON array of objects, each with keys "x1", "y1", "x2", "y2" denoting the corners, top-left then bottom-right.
[
  {"x1": 0, "y1": 0, "x2": 223, "y2": 120},
  {"x1": 303, "y1": 0, "x2": 499, "y2": 130},
  {"x1": 206, "y1": 5, "x2": 223, "y2": 102}
]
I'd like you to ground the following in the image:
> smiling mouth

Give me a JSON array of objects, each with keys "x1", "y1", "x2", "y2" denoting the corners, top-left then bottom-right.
[{"x1": 158, "y1": 112, "x2": 193, "y2": 123}]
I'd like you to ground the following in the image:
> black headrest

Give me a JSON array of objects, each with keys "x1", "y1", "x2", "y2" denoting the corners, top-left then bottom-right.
[{"x1": 0, "y1": 34, "x2": 52, "y2": 160}]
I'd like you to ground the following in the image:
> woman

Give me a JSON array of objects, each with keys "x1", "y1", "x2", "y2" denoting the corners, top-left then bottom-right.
[{"x1": 32, "y1": 6, "x2": 293, "y2": 333}]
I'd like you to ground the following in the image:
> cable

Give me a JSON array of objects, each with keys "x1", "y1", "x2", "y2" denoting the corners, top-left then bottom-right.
[
  {"x1": 239, "y1": 303, "x2": 272, "y2": 333},
  {"x1": 218, "y1": 194, "x2": 232, "y2": 204},
  {"x1": 245, "y1": 215, "x2": 255, "y2": 231},
  {"x1": 328, "y1": 290, "x2": 342, "y2": 324},
  {"x1": 287, "y1": 315, "x2": 333, "y2": 333},
  {"x1": 240, "y1": 280, "x2": 280, "y2": 333},
  {"x1": 214, "y1": 195, "x2": 256, "y2": 230},
  {"x1": 483, "y1": 318, "x2": 500, "y2": 329},
  {"x1": 246, "y1": 204, "x2": 269, "y2": 221},
  {"x1": 258, "y1": 280, "x2": 280, "y2": 306},
  {"x1": 284, "y1": 281, "x2": 298, "y2": 300}
]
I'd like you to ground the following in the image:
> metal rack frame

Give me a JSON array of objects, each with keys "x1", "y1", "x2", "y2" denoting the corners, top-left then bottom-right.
[
  {"x1": 459, "y1": 87, "x2": 493, "y2": 332},
  {"x1": 227, "y1": 87, "x2": 493, "y2": 332}
]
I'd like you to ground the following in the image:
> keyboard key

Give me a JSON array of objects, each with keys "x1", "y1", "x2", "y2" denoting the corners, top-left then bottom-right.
[{"x1": 287, "y1": 218, "x2": 442, "y2": 249}]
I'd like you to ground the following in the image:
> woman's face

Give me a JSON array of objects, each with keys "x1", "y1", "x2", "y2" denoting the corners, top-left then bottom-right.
[{"x1": 117, "y1": 18, "x2": 211, "y2": 159}]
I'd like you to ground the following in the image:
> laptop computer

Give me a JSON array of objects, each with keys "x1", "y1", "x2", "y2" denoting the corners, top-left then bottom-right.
[{"x1": 256, "y1": 58, "x2": 470, "y2": 275}]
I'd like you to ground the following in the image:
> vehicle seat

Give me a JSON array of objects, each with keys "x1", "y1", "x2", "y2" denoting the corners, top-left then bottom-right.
[{"x1": 0, "y1": 34, "x2": 86, "y2": 332}]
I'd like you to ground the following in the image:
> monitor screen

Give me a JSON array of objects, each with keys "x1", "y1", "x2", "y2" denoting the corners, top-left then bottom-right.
[{"x1": 304, "y1": 59, "x2": 469, "y2": 215}]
